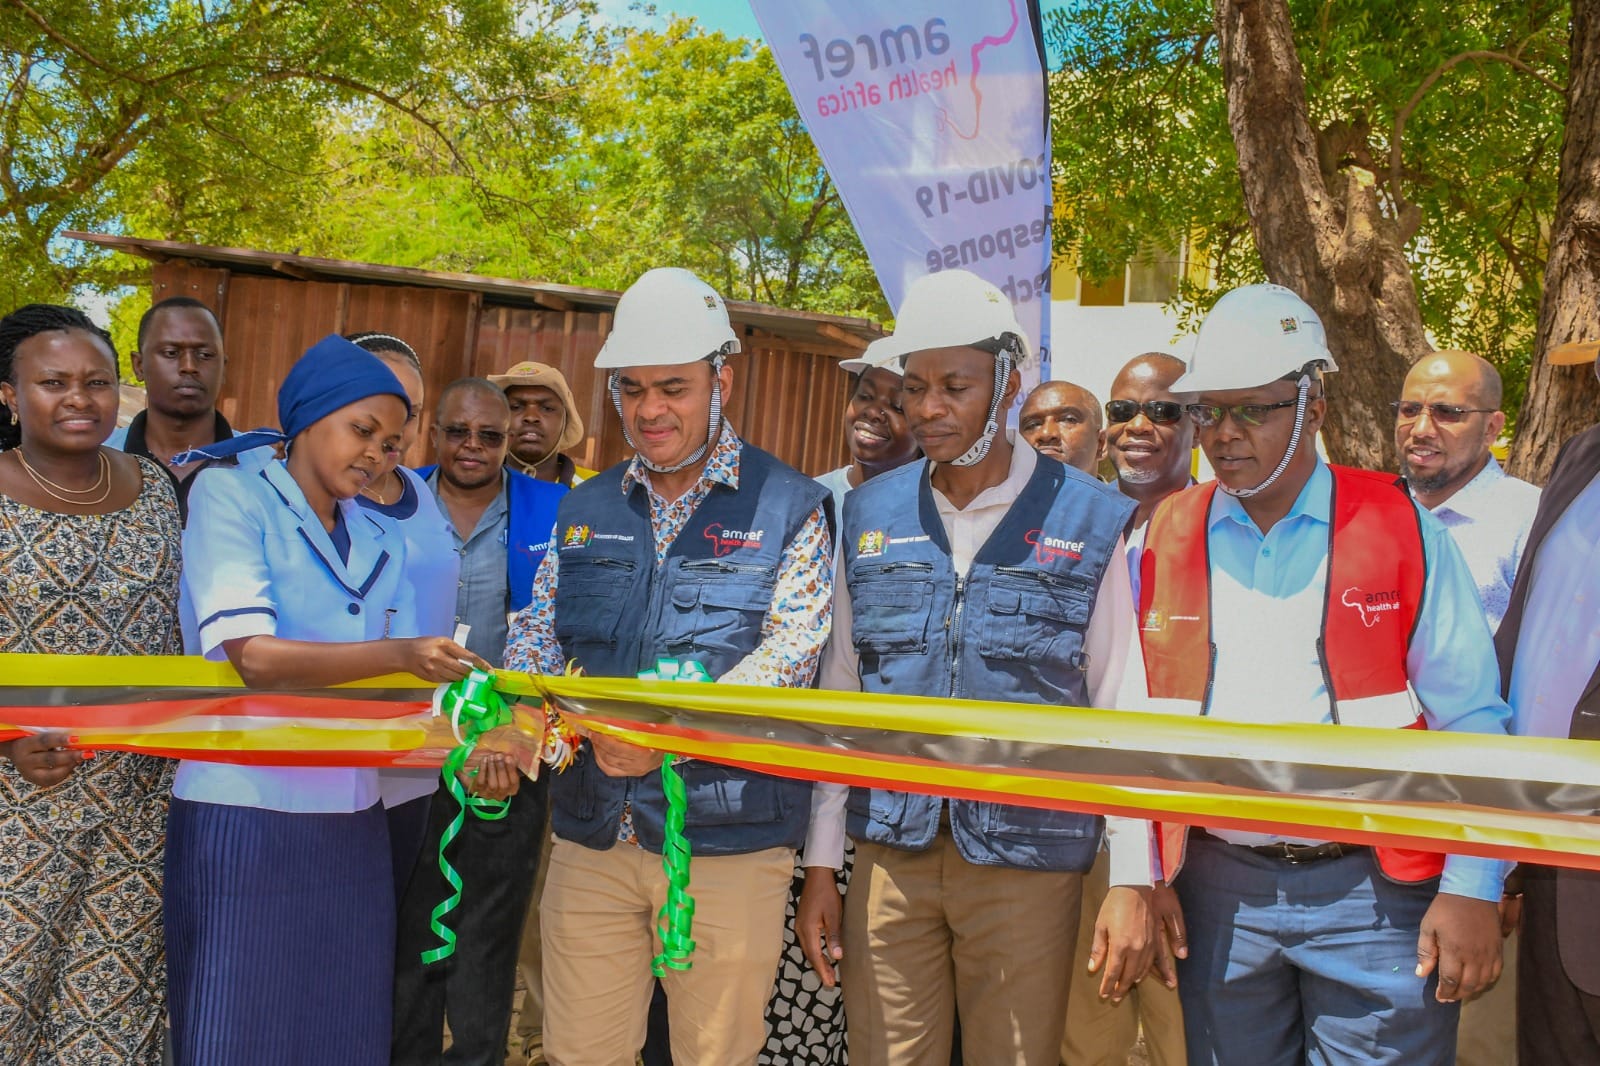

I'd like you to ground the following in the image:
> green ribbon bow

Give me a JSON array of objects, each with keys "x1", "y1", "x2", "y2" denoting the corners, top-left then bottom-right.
[
  {"x1": 637, "y1": 658, "x2": 709, "y2": 975},
  {"x1": 422, "y1": 669, "x2": 514, "y2": 965}
]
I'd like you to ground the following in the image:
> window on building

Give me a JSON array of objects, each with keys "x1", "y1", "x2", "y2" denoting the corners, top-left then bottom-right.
[
  {"x1": 1129, "y1": 242, "x2": 1184, "y2": 304},
  {"x1": 1057, "y1": 239, "x2": 1188, "y2": 306},
  {"x1": 1079, "y1": 272, "x2": 1126, "y2": 306}
]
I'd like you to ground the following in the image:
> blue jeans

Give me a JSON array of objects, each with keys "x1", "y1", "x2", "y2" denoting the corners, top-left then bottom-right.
[{"x1": 1175, "y1": 835, "x2": 1458, "y2": 1066}]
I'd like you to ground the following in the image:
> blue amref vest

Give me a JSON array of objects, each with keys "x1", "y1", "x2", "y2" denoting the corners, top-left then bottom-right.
[
  {"x1": 841, "y1": 455, "x2": 1134, "y2": 871},
  {"x1": 549, "y1": 443, "x2": 829, "y2": 857},
  {"x1": 415, "y1": 466, "x2": 565, "y2": 612}
]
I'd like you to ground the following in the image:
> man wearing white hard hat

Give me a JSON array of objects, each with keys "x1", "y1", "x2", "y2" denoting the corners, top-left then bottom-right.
[
  {"x1": 503, "y1": 268, "x2": 834, "y2": 1065},
  {"x1": 804, "y1": 269, "x2": 1159, "y2": 1065},
  {"x1": 1497, "y1": 338, "x2": 1600, "y2": 1064},
  {"x1": 1135, "y1": 283, "x2": 1513, "y2": 1065},
  {"x1": 760, "y1": 336, "x2": 921, "y2": 1065}
]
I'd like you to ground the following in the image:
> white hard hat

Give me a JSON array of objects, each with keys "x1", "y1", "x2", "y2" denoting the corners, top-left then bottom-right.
[
  {"x1": 872, "y1": 270, "x2": 1031, "y2": 366},
  {"x1": 839, "y1": 335, "x2": 905, "y2": 377},
  {"x1": 1173, "y1": 284, "x2": 1337, "y2": 393},
  {"x1": 595, "y1": 267, "x2": 741, "y2": 370}
]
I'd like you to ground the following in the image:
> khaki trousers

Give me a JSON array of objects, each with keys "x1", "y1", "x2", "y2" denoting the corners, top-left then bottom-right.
[
  {"x1": 1059, "y1": 851, "x2": 1186, "y2": 1066},
  {"x1": 514, "y1": 824, "x2": 556, "y2": 1053},
  {"x1": 1456, "y1": 928, "x2": 1516, "y2": 1066},
  {"x1": 540, "y1": 837, "x2": 794, "y2": 1066},
  {"x1": 841, "y1": 833, "x2": 1084, "y2": 1066}
]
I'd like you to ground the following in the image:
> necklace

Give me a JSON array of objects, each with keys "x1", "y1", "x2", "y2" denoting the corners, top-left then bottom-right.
[
  {"x1": 15, "y1": 449, "x2": 113, "y2": 506},
  {"x1": 362, "y1": 471, "x2": 396, "y2": 505}
]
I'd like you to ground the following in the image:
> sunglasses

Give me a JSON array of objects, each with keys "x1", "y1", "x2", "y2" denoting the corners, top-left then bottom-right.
[
  {"x1": 1390, "y1": 401, "x2": 1497, "y2": 425},
  {"x1": 440, "y1": 426, "x2": 507, "y2": 447},
  {"x1": 1185, "y1": 398, "x2": 1300, "y2": 428},
  {"x1": 1105, "y1": 399, "x2": 1185, "y2": 425}
]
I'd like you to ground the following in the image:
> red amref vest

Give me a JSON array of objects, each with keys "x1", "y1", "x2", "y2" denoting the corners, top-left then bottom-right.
[{"x1": 1137, "y1": 466, "x2": 1443, "y2": 884}]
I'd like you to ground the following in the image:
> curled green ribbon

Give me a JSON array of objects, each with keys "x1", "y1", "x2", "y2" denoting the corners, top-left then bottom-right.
[
  {"x1": 422, "y1": 669, "x2": 513, "y2": 965},
  {"x1": 637, "y1": 658, "x2": 708, "y2": 976},
  {"x1": 652, "y1": 753, "x2": 696, "y2": 975}
]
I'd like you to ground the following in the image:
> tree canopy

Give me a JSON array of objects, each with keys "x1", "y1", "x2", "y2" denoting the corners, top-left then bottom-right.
[
  {"x1": 1, "y1": 1, "x2": 885, "y2": 322},
  {"x1": 1046, "y1": 0, "x2": 1569, "y2": 434}
]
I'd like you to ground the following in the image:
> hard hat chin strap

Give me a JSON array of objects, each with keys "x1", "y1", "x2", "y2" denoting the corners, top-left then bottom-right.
[
  {"x1": 949, "y1": 351, "x2": 1014, "y2": 468},
  {"x1": 611, "y1": 355, "x2": 727, "y2": 475},
  {"x1": 1220, "y1": 374, "x2": 1310, "y2": 499}
]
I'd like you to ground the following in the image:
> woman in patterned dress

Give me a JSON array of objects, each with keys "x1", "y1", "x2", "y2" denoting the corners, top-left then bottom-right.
[{"x1": 0, "y1": 304, "x2": 183, "y2": 1065}]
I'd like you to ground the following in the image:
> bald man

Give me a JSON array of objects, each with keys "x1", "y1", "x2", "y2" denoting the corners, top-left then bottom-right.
[
  {"x1": 1106, "y1": 353, "x2": 1197, "y2": 530},
  {"x1": 1395, "y1": 350, "x2": 1540, "y2": 629},
  {"x1": 1018, "y1": 380, "x2": 1105, "y2": 475},
  {"x1": 1395, "y1": 351, "x2": 1539, "y2": 1066}
]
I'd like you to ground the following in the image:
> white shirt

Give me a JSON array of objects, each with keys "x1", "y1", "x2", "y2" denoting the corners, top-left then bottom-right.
[
  {"x1": 1425, "y1": 457, "x2": 1541, "y2": 630},
  {"x1": 810, "y1": 444, "x2": 1155, "y2": 885},
  {"x1": 1177, "y1": 462, "x2": 1512, "y2": 900},
  {"x1": 815, "y1": 465, "x2": 854, "y2": 513},
  {"x1": 177, "y1": 461, "x2": 409, "y2": 813},
  {"x1": 1509, "y1": 469, "x2": 1600, "y2": 740}
]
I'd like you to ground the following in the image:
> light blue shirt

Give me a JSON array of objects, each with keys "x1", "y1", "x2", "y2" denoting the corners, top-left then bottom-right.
[
  {"x1": 178, "y1": 461, "x2": 412, "y2": 813},
  {"x1": 1508, "y1": 469, "x2": 1600, "y2": 740},
  {"x1": 1425, "y1": 457, "x2": 1541, "y2": 630},
  {"x1": 426, "y1": 469, "x2": 511, "y2": 668},
  {"x1": 1203, "y1": 461, "x2": 1512, "y2": 901}
]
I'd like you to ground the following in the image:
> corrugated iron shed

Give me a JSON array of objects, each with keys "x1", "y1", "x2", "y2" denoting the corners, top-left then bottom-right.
[{"x1": 68, "y1": 233, "x2": 882, "y2": 477}]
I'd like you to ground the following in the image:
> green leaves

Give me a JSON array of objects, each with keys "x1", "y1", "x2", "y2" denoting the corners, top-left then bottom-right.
[
  {"x1": 1045, "y1": 0, "x2": 1567, "y2": 416},
  {"x1": 1, "y1": 3, "x2": 882, "y2": 322}
]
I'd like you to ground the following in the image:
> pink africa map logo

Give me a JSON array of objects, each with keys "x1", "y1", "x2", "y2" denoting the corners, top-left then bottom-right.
[{"x1": 936, "y1": 0, "x2": 1022, "y2": 141}]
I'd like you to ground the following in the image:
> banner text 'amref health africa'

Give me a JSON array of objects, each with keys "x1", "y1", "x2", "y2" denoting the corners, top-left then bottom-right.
[{"x1": 752, "y1": 1, "x2": 1055, "y2": 380}]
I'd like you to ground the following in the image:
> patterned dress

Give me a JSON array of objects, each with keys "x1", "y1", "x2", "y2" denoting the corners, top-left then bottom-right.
[{"x1": 0, "y1": 458, "x2": 182, "y2": 1065}]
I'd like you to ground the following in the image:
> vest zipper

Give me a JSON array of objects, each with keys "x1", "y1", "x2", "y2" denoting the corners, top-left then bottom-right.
[
  {"x1": 681, "y1": 559, "x2": 769, "y2": 575},
  {"x1": 950, "y1": 575, "x2": 967, "y2": 697}
]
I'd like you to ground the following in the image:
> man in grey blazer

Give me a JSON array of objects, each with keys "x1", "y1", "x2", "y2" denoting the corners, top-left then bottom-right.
[{"x1": 1495, "y1": 339, "x2": 1600, "y2": 1065}]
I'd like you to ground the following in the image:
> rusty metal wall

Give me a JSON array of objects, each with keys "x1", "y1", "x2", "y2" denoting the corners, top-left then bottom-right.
[{"x1": 152, "y1": 264, "x2": 854, "y2": 476}]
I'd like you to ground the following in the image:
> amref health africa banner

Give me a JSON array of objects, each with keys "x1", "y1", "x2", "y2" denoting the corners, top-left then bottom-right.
[{"x1": 751, "y1": 0, "x2": 1055, "y2": 384}]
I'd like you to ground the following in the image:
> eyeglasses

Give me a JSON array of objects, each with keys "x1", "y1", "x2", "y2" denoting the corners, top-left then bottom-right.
[
  {"x1": 1105, "y1": 399, "x2": 1185, "y2": 425},
  {"x1": 440, "y1": 426, "x2": 507, "y2": 446},
  {"x1": 1185, "y1": 398, "x2": 1300, "y2": 428},
  {"x1": 1390, "y1": 401, "x2": 1497, "y2": 424}
]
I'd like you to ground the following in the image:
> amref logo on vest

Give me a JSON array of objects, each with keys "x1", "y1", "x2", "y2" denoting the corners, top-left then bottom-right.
[
  {"x1": 1340, "y1": 586, "x2": 1403, "y2": 628},
  {"x1": 1025, "y1": 529, "x2": 1084, "y2": 565},
  {"x1": 703, "y1": 523, "x2": 765, "y2": 557}
]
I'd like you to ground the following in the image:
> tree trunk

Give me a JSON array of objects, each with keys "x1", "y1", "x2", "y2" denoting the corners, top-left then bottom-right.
[
  {"x1": 1214, "y1": 0, "x2": 1431, "y2": 471},
  {"x1": 1510, "y1": 0, "x2": 1600, "y2": 486}
]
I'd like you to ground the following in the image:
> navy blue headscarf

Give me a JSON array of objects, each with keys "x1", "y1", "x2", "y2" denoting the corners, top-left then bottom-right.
[{"x1": 174, "y1": 335, "x2": 411, "y2": 462}]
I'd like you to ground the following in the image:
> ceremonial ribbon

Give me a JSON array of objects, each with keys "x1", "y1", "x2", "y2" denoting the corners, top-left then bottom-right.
[
  {"x1": 422, "y1": 670, "x2": 513, "y2": 965},
  {"x1": 6, "y1": 654, "x2": 1600, "y2": 870},
  {"x1": 635, "y1": 659, "x2": 709, "y2": 976}
]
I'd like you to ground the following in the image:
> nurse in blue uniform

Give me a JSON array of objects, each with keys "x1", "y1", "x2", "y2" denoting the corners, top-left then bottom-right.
[{"x1": 166, "y1": 336, "x2": 515, "y2": 1066}]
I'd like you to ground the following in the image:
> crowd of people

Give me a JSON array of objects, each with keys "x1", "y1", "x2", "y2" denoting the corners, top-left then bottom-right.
[{"x1": 0, "y1": 264, "x2": 1589, "y2": 1066}]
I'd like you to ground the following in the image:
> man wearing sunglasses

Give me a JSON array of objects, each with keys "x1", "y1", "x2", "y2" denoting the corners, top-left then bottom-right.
[
  {"x1": 1136, "y1": 284, "x2": 1512, "y2": 1066},
  {"x1": 394, "y1": 376, "x2": 569, "y2": 1066},
  {"x1": 1106, "y1": 352, "x2": 1198, "y2": 533},
  {"x1": 1061, "y1": 349, "x2": 1198, "y2": 1066}
]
